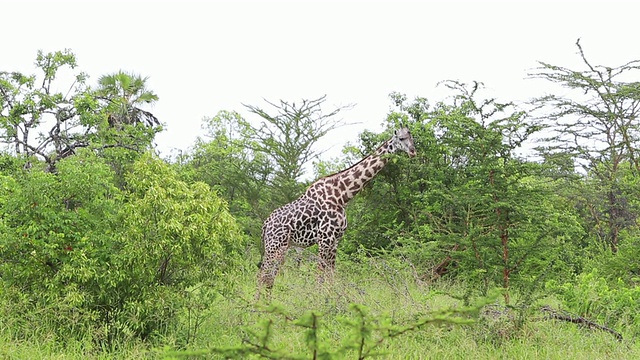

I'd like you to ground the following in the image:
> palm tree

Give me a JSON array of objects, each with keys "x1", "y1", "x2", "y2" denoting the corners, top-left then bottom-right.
[{"x1": 96, "y1": 71, "x2": 160, "y2": 128}]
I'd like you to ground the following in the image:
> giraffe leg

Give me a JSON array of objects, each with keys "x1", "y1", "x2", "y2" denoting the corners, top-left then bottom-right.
[
  {"x1": 255, "y1": 245, "x2": 288, "y2": 301},
  {"x1": 317, "y1": 240, "x2": 338, "y2": 284}
]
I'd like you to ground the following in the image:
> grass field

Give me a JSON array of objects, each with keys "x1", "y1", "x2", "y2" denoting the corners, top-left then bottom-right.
[{"x1": 1, "y1": 255, "x2": 637, "y2": 359}]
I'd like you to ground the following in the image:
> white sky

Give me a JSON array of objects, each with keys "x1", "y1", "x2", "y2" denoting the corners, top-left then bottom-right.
[{"x1": 3, "y1": 0, "x2": 640, "y2": 167}]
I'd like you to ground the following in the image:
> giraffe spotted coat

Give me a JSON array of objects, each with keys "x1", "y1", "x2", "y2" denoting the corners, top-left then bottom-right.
[{"x1": 256, "y1": 127, "x2": 416, "y2": 296}]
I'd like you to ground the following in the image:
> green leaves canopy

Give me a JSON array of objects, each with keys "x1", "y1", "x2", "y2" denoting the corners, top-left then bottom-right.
[{"x1": 0, "y1": 150, "x2": 244, "y2": 342}]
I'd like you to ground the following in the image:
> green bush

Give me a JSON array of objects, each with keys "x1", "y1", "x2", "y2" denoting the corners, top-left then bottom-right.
[
  {"x1": 0, "y1": 151, "x2": 244, "y2": 345},
  {"x1": 546, "y1": 268, "x2": 640, "y2": 337}
]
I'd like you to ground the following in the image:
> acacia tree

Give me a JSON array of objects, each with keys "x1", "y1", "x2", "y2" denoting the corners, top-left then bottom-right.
[
  {"x1": 423, "y1": 82, "x2": 573, "y2": 303},
  {"x1": 530, "y1": 39, "x2": 640, "y2": 253},
  {"x1": 242, "y1": 95, "x2": 351, "y2": 204},
  {"x1": 342, "y1": 83, "x2": 581, "y2": 304}
]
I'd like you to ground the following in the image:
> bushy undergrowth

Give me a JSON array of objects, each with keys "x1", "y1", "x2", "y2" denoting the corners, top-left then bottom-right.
[
  {"x1": 0, "y1": 151, "x2": 245, "y2": 348},
  {"x1": 546, "y1": 268, "x2": 640, "y2": 339},
  {"x1": 165, "y1": 251, "x2": 639, "y2": 358},
  {"x1": 1, "y1": 253, "x2": 639, "y2": 359}
]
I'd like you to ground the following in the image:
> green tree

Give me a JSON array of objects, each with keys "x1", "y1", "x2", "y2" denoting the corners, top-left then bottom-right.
[
  {"x1": 177, "y1": 110, "x2": 274, "y2": 238},
  {"x1": 0, "y1": 149, "x2": 125, "y2": 340},
  {"x1": 243, "y1": 95, "x2": 351, "y2": 204},
  {"x1": 343, "y1": 83, "x2": 582, "y2": 303},
  {"x1": 0, "y1": 51, "x2": 161, "y2": 172},
  {"x1": 91, "y1": 70, "x2": 162, "y2": 184},
  {"x1": 0, "y1": 49, "x2": 87, "y2": 169},
  {"x1": 530, "y1": 39, "x2": 640, "y2": 253},
  {"x1": 95, "y1": 70, "x2": 160, "y2": 129}
]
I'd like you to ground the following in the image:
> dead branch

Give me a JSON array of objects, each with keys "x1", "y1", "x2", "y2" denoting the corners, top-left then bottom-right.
[{"x1": 540, "y1": 305, "x2": 623, "y2": 341}]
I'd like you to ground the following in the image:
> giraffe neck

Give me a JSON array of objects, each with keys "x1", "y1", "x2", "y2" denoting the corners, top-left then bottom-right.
[{"x1": 306, "y1": 140, "x2": 393, "y2": 206}]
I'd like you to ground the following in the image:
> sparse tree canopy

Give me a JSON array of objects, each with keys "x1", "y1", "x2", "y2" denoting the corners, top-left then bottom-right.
[
  {"x1": 242, "y1": 95, "x2": 352, "y2": 203},
  {"x1": 530, "y1": 39, "x2": 640, "y2": 253},
  {"x1": 530, "y1": 39, "x2": 640, "y2": 173},
  {"x1": 0, "y1": 50, "x2": 86, "y2": 167}
]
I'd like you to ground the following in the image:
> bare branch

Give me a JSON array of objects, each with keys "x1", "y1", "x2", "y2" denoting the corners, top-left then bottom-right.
[{"x1": 541, "y1": 305, "x2": 623, "y2": 341}]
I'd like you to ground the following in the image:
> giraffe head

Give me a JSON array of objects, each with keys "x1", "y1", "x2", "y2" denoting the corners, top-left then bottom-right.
[{"x1": 389, "y1": 127, "x2": 417, "y2": 157}]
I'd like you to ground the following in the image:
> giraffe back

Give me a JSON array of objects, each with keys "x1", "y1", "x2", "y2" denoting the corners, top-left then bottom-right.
[{"x1": 262, "y1": 192, "x2": 346, "y2": 249}]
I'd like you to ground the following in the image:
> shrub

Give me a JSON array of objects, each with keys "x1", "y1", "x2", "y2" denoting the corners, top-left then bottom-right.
[
  {"x1": 0, "y1": 151, "x2": 244, "y2": 345},
  {"x1": 546, "y1": 268, "x2": 640, "y2": 338}
]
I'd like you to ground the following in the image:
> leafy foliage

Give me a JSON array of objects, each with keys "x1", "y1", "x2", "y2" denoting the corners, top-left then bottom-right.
[
  {"x1": 177, "y1": 110, "x2": 274, "y2": 238},
  {"x1": 530, "y1": 39, "x2": 640, "y2": 253},
  {"x1": 0, "y1": 150, "x2": 244, "y2": 345},
  {"x1": 242, "y1": 95, "x2": 351, "y2": 204},
  {"x1": 342, "y1": 82, "x2": 583, "y2": 304},
  {"x1": 546, "y1": 269, "x2": 640, "y2": 338},
  {"x1": 0, "y1": 50, "x2": 160, "y2": 172}
]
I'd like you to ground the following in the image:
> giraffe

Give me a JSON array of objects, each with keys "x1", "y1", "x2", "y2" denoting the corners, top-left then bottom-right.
[{"x1": 256, "y1": 127, "x2": 416, "y2": 298}]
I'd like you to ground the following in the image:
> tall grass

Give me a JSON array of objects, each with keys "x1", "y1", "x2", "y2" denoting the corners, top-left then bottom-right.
[{"x1": 1, "y1": 251, "x2": 638, "y2": 359}]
